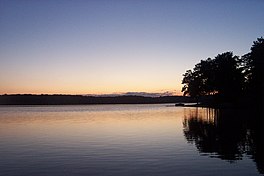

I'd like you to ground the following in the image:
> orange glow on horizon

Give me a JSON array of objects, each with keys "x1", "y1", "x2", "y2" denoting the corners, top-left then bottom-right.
[
  {"x1": 0, "y1": 65, "x2": 184, "y2": 95},
  {"x1": 0, "y1": 88, "x2": 183, "y2": 96},
  {"x1": 0, "y1": 78, "x2": 183, "y2": 95}
]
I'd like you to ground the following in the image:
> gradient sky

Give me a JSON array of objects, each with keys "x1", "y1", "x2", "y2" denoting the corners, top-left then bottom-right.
[{"x1": 0, "y1": 0, "x2": 263, "y2": 95}]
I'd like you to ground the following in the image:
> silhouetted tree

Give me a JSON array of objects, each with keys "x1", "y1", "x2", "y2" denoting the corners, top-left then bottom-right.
[
  {"x1": 182, "y1": 52, "x2": 244, "y2": 103},
  {"x1": 213, "y1": 52, "x2": 244, "y2": 102},
  {"x1": 242, "y1": 37, "x2": 264, "y2": 107},
  {"x1": 181, "y1": 69, "x2": 204, "y2": 101}
]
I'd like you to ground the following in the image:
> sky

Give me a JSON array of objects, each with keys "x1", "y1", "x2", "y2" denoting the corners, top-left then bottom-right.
[{"x1": 0, "y1": 0, "x2": 263, "y2": 95}]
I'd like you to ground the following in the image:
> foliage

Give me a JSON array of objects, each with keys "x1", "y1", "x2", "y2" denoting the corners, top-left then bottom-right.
[
  {"x1": 181, "y1": 37, "x2": 263, "y2": 105},
  {"x1": 182, "y1": 52, "x2": 243, "y2": 100},
  {"x1": 242, "y1": 38, "x2": 264, "y2": 91}
]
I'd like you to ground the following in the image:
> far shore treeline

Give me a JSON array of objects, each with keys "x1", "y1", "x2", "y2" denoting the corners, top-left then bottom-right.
[
  {"x1": 0, "y1": 95, "x2": 194, "y2": 105},
  {"x1": 182, "y1": 37, "x2": 264, "y2": 108}
]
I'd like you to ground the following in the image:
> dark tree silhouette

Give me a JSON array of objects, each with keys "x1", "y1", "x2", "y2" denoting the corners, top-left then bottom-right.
[
  {"x1": 181, "y1": 52, "x2": 243, "y2": 103},
  {"x1": 182, "y1": 37, "x2": 263, "y2": 106},
  {"x1": 242, "y1": 37, "x2": 264, "y2": 107},
  {"x1": 181, "y1": 70, "x2": 204, "y2": 98},
  {"x1": 213, "y1": 52, "x2": 244, "y2": 102}
]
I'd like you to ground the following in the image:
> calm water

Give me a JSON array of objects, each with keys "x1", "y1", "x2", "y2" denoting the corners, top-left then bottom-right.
[{"x1": 0, "y1": 104, "x2": 263, "y2": 176}]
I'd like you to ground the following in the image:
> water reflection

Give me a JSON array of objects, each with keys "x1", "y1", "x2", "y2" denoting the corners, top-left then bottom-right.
[
  {"x1": 0, "y1": 105, "x2": 263, "y2": 175},
  {"x1": 183, "y1": 107, "x2": 264, "y2": 174}
]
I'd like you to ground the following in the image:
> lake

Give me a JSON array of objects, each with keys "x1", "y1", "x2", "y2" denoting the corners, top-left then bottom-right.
[{"x1": 0, "y1": 104, "x2": 263, "y2": 176}]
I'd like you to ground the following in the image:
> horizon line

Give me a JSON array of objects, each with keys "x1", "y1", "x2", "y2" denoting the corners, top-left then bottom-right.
[{"x1": 0, "y1": 93, "x2": 184, "y2": 97}]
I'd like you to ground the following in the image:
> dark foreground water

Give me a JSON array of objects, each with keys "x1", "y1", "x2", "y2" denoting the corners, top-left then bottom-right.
[{"x1": 0, "y1": 104, "x2": 263, "y2": 176}]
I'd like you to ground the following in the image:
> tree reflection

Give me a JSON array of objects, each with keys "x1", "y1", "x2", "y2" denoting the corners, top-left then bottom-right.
[{"x1": 183, "y1": 108, "x2": 264, "y2": 173}]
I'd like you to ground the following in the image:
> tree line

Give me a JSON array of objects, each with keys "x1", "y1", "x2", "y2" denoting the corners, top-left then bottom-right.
[
  {"x1": 182, "y1": 37, "x2": 264, "y2": 107},
  {"x1": 0, "y1": 94, "x2": 194, "y2": 105}
]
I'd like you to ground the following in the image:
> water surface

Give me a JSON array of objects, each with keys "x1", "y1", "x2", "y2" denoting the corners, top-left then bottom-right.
[{"x1": 0, "y1": 105, "x2": 263, "y2": 175}]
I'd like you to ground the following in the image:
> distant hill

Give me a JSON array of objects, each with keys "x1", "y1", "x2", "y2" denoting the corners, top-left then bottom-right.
[{"x1": 0, "y1": 94, "x2": 194, "y2": 105}]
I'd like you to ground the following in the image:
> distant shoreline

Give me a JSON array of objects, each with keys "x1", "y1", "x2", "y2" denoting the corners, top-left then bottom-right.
[{"x1": 0, "y1": 94, "x2": 194, "y2": 105}]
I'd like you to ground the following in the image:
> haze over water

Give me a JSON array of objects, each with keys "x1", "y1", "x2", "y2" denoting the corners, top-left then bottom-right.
[{"x1": 0, "y1": 105, "x2": 262, "y2": 176}]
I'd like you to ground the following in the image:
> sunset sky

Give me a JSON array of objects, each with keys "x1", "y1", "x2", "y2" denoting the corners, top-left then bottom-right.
[{"x1": 0, "y1": 0, "x2": 263, "y2": 95}]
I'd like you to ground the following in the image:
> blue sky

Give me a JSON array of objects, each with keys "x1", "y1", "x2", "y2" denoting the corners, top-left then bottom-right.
[{"x1": 0, "y1": 0, "x2": 263, "y2": 95}]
